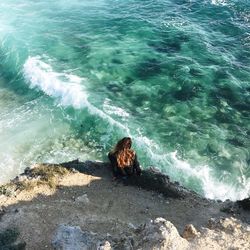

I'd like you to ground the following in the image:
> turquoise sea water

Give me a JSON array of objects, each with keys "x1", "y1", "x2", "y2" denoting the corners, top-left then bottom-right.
[{"x1": 0, "y1": 0, "x2": 249, "y2": 201}]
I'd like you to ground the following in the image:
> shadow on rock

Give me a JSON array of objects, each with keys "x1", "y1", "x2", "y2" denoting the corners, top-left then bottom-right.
[{"x1": 54, "y1": 160, "x2": 199, "y2": 199}]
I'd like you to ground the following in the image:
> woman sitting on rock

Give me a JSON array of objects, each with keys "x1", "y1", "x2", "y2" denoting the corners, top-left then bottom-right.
[{"x1": 108, "y1": 137, "x2": 141, "y2": 179}]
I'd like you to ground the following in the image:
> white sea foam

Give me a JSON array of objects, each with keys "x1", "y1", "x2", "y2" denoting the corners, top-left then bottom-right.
[
  {"x1": 170, "y1": 151, "x2": 250, "y2": 201},
  {"x1": 23, "y1": 56, "x2": 129, "y2": 132},
  {"x1": 0, "y1": 153, "x2": 16, "y2": 184},
  {"x1": 211, "y1": 0, "x2": 228, "y2": 6},
  {"x1": 23, "y1": 57, "x2": 88, "y2": 108}
]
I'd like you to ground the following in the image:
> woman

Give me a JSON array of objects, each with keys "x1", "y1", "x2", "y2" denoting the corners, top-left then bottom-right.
[{"x1": 108, "y1": 137, "x2": 142, "y2": 178}]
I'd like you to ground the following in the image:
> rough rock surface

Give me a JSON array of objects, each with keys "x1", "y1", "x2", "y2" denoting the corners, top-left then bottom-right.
[
  {"x1": 51, "y1": 217, "x2": 250, "y2": 250},
  {"x1": 134, "y1": 218, "x2": 189, "y2": 250},
  {"x1": 0, "y1": 161, "x2": 249, "y2": 249},
  {"x1": 191, "y1": 217, "x2": 250, "y2": 250}
]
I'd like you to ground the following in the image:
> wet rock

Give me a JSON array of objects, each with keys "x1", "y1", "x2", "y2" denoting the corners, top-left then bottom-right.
[
  {"x1": 106, "y1": 82, "x2": 123, "y2": 93},
  {"x1": 237, "y1": 198, "x2": 250, "y2": 210},
  {"x1": 24, "y1": 167, "x2": 32, "y2": 175},
  {"x1": 220, "y1": 204, "x2": 236, "y2": 214},
  {"x1": 173, "y1": 84, "x2": 200, "y2": 101}
]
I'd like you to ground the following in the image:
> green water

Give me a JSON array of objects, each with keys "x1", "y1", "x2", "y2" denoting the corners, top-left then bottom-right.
[{"x1": 0, "y1": 0, "x2": 249, "y2": 200}]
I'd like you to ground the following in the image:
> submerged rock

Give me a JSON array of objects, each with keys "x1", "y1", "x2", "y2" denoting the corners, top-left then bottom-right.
[{"x1": 135, "y1": 58, "x2": 162, "y2": 79}]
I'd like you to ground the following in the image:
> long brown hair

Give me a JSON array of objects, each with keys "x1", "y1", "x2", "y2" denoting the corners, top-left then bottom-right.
[{"x1": 111, "y1": 137, "x2": 135, "y2": 168}]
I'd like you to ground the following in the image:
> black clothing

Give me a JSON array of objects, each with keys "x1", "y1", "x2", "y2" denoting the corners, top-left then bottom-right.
[{"x1": 108, "y1": 152, "x2": 141, "y2": 178}]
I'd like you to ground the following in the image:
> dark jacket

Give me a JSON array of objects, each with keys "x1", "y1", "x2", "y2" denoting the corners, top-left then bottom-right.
[{"x1": 108, "y1": 152, "x2": 141, "y2": 177}]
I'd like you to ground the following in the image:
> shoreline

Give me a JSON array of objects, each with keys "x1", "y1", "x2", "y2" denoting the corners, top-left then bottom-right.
[{"x1": 0, "y1": 160, "x2": 249, "y2": 249}]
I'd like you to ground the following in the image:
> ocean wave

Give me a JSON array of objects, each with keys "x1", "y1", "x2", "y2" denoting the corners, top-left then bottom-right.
[
  {"x1": 170, "y1": 151, "x2": 250, "y2": 201},
  {"x1": 134, "y1": 134, "x2": 250, "y2": 201},
  {"x1": 23, "y1": 56, "x2": 128, "y2": 131},
  {"x1": 23, "y1": 56, "x2": 88, "y2": 108},
  {"x1": 22, "y1": 56, "x2": 249, "y2": 201}
]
